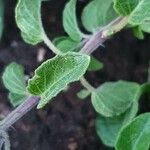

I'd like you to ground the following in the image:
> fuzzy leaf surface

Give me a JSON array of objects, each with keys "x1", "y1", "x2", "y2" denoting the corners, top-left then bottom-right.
[
  {"x1": 63, "y1": 0, "x2": 82, "y2": 41},
  {"x1": 91, "y1": 80, "x2": 141, "y2": 117},
  {"x1": 116, "y1": 113, "x2": 150, "y2": 150},
  {"x1": 82, "y1": 0, "x2": 117, "y2": 32},
  {"x1": 27, "y1": 53, "x2": 90, "y2": 108},
  {"x1": 2, "y1": 63, "x2": 27, "y2": 106},
  {"x1": 96, "y1": 101, "x2": 138, "y2": 147},
  {"x1": 15, "y1": 0, "x2": 43, "y2": 44},
  {"x1": 9, "y1": 93, "x2": 27, "y2": 107},
  {"x1": 114, "y1": 0, "x2": 150, "y2": 25},
  {"x1": 53, "y1": 36, "x2": 80, "y2": 53}
]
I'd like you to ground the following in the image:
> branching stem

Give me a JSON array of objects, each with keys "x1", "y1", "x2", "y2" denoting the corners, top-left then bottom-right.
[{"x1": 80, "y1": 77, "x2": 95, "y2": 92}]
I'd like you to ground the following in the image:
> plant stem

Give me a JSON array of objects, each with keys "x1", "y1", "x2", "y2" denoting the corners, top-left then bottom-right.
[
  {"x1": 0, "y1": 96, "x2": 40, "y2": 131},
  {"x1": 80, "y1": 77, "x2": 95, "y2": 92},
  {"x1": 42, "y1": 32, "x2": 62, "y2": 55},
  {"x1": 81, "y1": 17, "x2": 129, "y2": 54}
]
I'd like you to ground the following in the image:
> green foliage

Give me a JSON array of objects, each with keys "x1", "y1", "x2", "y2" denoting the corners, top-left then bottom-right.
[
  {"x1": 63, "y1": 0, "x2": 83, "y2": 41},
  {"x1": 2, "y1": 63, "x2": 27, "y2": 106},
  {"x1": 91, "y1": 80, "x2": 141, "y2": 117},
  {"x1": 0, "y1": 0, "x2": 4, "y2": 39},
  {"x1": 133, "y1": 26, "x2": 144, "y2": 40},
  {"x1": 140, "y1": 21, "x2": 150, "y2": 33},
  {"x1": 116, "y1": 113, "x2": 150, "y2": 150},
  {"x1": 114, "y1": 0, "x2": 150, "y2": 25},
  {"x1": 27, "y1": 53, "x2": 90, "y2": 108},
  {"x1": 15, "y1": 0, "x2": 43, "y2": 44},
  {"x1": 88, "y1": 56, "x2": 103, "y2": 71},
  {"x1": 77, "y1": 89, "x2": 91, "y2": 99},
  {"x1": 82, "y1": 0, "x2": 117, "y2": 32},
  {"x1": 53, "y1": 36, "x2": 80, "y2": 53},
  {"x1": 96, "y1": 101, "x2": 138, "y2": 147}
]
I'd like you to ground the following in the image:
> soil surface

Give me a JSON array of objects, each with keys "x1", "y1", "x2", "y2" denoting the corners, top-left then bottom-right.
[{"x1": 0, "y1": 0, "x2": 150, "y2": 150}]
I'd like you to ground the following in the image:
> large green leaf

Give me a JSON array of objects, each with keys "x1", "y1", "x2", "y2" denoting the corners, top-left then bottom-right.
[
  {"x1": 116, "y1": 113, "x2": 150, "y2": 150},
  {"x1": 53, "y1": 36, "x2": 80, "y2": 53},
  {"x1": 63, "y1": 0, "x2": 83, "y2": 41},
  {"x1": 91, "y1": 80, "x2": 141, "y2": 117},
  {"x1": 0, "y1": 0, "x2": 4, "y2": 39},
  {"x1": 96, "y1": 100, "x2": 138, "y2": 147},
  {"x1": 82, "y1": 0, "x2": 117, "y2": 32},
  {"x1": 2, "y1": 63, "x2": 27, "y2": 106},
  {"x1": 27, "y1": 53, "x2": 90, "y2": 108},
  {"x1": 15, "y1": 0, "x2": 43, "y2": 44},
  {"x1": 114, "y1": 0, "x2": 150, "y2": 25}
]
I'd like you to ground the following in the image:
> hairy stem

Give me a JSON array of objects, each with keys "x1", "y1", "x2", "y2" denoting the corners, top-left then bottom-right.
[
  {"x1": 1, "y1": 96, "x2": 40, "y2": 131},
  {"x1": 80, "y1": 77, "x2": 95, "y2": 92},
  {"x1": 81, "y1": 17, "x2": 129, "y2": 54}
]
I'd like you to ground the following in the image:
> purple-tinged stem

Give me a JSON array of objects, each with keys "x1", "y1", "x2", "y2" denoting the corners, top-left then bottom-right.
[{"x1": 1, "y1": 96, "x2": 40, "y2": 131}]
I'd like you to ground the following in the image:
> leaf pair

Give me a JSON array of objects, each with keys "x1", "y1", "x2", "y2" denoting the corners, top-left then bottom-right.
[{"x1": 92, "y1": 80, "x2": 144, "y2": 147}]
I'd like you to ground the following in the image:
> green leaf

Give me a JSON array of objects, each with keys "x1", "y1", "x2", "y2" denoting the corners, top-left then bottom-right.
[
  {"x1": 91, "y1": 80, "x2": 141, "y2": 117},
  {"x1": 116, "y1": 113, "x2": 150, "y2": 150},
  {"x1": 88, "y1": 56, "x2": 103, "y2": 71},
  {"x1": 82, "y1": 0, "x2": 117, "y2": 32},
  {"x1": 15, "y1": 0, "x2": 43, "y2": 44},
  {"x1": 9, "y1": 93, "x2": 27, "y2": 107},
  {"x1": 129, "y1": 0, "x2": 150, "y2": 25},
  {"x1": 53, "y1": 36, "x2": 80, "y2": 53},
  {"x1": 0, "y1": 0, "x2": 4, "y2": 39},
  {"x1": 63, "y1": 0, "x2": 83, "y2": 41},
  {"x1": 77, "y1": 89, "x2": 91, "y2": 99},
  {"x1": 27, "y1": 52, "x2": 90, "y2": 108},
  {"x1": 114, "y1": 0, "x2": 150, "y2": 25},
  {"x1": 96, "y1": 100, "x2": 138, "y2": 147},
  {"x1": 133, "y1": 26, "x2": 144, "y2": 40},
  {"x1": 2, "y1": 63, "x2": 27, "y2": 95},
  {"x1": 2, "y1": 63, "x2": 27, "y2": 106},
  {"x1": 140, "y1": 21, "x2": 150, "y2": 33},
  {"x1": 113, "y1": 0, "x2": 140, "y2": 16}
]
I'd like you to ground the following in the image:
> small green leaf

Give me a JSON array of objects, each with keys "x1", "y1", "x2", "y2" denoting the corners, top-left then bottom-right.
[
  {"x1": 88, "y1": 56, "x2": 103, "y2": 71},
  {"x1": 15, "y1": 0, "x2": 43, "y2": 44},
  {"x1": 96, "y1": 100, "x2": 138, "y2": 147},
  {"x1": 77, "y1": 89, "x2": 91, "y2": 99},
  {"x1": 63, "y1": 0, "x2": 83, "y2": 41},
  {"x1": 27, "y1": 52, "x2": 90, "y2": 108},
  {"x1": 91, "y1": 80, "x2": 141, "y2": 117},
  {"x1": 133, "y1": 26, "x2": 144, "y2": 40},
  {"x1": 0, "y1": 0, "x2": 4, "y2": 39},
  {"x1": 116, "y1": 113, "x2": 150, "y2": 150},
  {"x1": 53, "y1": 36, "x2": 80, "y2": 53},
  {"x1": 2, "y1": 63, "x2": 27, "y2": 106},
  {"x1": 82, "y1": 0, "x2": 117, "y2": 32},
  {"x1": 2, "y1": 63, "x2": 27, "y2": 95},
  {"x1": 9, "y1": 93, "x2": 27, "y2": 107}
]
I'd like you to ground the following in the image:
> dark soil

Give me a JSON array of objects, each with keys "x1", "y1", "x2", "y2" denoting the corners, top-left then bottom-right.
[{"x1": 0, "y1": 0, "x2": 150, "y2": 150}]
